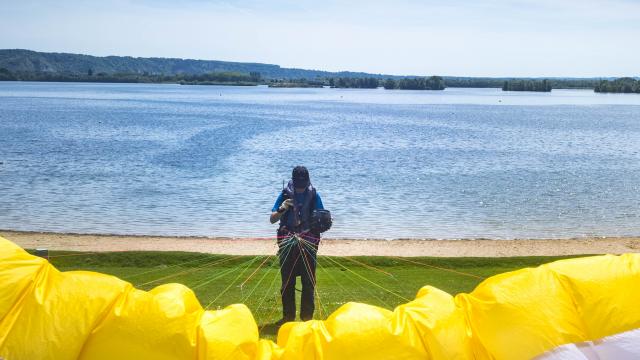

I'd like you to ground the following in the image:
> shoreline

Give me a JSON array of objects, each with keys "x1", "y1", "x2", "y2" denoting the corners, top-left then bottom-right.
[{"x1": 2, "y1": 230, "x2": 639, "y2": 257}]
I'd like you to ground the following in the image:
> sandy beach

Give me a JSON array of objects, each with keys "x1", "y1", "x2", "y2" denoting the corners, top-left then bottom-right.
[{"x1": 2, "y1": 230, "x2": 639, "y2": 257}]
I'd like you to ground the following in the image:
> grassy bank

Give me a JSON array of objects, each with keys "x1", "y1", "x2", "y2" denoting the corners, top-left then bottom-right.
[{"x1": 36, "y1": 250, "x2": 584, "y2": 339}]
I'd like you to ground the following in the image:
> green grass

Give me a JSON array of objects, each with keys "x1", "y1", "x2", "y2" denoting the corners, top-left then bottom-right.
[{"x1": 32, "y1": 250, "x2": 587, "y2": 340}]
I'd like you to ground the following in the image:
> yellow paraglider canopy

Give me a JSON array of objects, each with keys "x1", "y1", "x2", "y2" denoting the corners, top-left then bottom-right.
[{"x1": 1, "y1": 236, "x2": 639, "y2": 360}]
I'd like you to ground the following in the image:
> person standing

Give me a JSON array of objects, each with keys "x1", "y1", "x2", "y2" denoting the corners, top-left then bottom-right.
[{"x1": 270, "y1": 166, "x2": 324, "y2": 324}]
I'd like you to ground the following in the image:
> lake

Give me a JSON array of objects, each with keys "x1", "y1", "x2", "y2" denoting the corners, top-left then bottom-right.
[{"x1": 1, "y1": 82, "x2": 639, "y2": 239}]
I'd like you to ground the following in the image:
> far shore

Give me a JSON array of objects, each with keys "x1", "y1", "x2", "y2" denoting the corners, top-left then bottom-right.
[{"x1": 2, "y1": 230, "x2": 639, "y2": 257}]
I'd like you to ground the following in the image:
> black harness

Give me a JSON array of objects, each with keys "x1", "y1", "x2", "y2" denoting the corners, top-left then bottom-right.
[{"x1": 279, "y1": 180, "x2": 317, "y2": 234}]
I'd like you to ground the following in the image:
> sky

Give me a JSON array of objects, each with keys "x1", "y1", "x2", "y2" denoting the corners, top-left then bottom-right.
[{"x1": 1, "y1": 0, "x2": 639, "y2": 77}]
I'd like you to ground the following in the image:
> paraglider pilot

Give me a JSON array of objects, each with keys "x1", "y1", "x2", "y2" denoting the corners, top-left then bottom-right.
[{"x1": 270, "y1": 166, "x2": 332, "y2": 325}]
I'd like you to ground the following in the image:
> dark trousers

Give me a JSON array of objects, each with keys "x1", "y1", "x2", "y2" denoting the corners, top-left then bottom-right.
[{"x1": 278, "y1": 234, "x2": 318, "y2": 321}]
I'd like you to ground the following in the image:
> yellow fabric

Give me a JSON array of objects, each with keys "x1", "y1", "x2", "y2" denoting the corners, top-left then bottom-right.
[
  {"x1": 0, "y1": 238, "x2": 260, "y2": 360},
  {"x1": 546, "y1": 253, "x2": 640, "y2": 340},
  {"x1": 456, "y1": 266, "x2": 587, "y2": 359},
  {"x1": 1, "y1": 236, "x2": 639, "y2": 360}
]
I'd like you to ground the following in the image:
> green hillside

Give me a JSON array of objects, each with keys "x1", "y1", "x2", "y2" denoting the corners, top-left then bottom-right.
[
  {"x1": 0, "y1": 49, "x2": 388, "y2": 79},
  {"x1": 0, "y1": 49, "x2": 625, "y2": 89}
]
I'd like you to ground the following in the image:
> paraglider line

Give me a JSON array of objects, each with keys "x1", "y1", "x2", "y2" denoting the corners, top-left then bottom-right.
[
  {"x1": 239, "y1": 254, "x2": 273, "y2": 288},
  {"x1": 255, "y1": 268, "x2": 281, "y2": 329},
  {"x1": 136, "y1": 255, "x2": 242, "y2": 287},
  {"x1": 316, "y1": 255, "x2": 393, "y2": 310},
  {"x1": 240, "y1": 254, "x2": 279, "y2": 304},
  {"x1": 321, "y1": 255, "x2": 410, "y2": 302},
  {"x1": 258, "y1": 255, "x2": 301, "y2": 331},
  {"x1": 296, "y1": 236, "x2": 328, "y2": 318},
  {"x1": 189, "y1": 256, "x2": 258, "y2": 290},
  {"x1": 390, "y1": 256, "x2": 485, "y2": 280},
  {"x1": 125, "y1": 253, "x2": 219, "y2": 280},
  {"x1": 341, "y1": 256, "x2": 396, "y2": 278},
  {"x1": 299, "y1": 237, "x2": 394, "y2": 310},
  {"x1": 206, "y1": 255, "x2": 263, "y2": 308}
]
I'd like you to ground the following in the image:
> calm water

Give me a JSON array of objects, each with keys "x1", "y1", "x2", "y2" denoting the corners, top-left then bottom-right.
[{"x1": 1, "y1": 82, "x2": 640, "y2": 239}]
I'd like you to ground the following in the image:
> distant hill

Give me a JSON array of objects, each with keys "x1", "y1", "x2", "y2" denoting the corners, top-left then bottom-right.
[
  {"x1": 0, "y1": 49, "x2": 391, "y2": 79},
  {"x1": 0, "y1": 49, "x2": 630, "y2": 89}
]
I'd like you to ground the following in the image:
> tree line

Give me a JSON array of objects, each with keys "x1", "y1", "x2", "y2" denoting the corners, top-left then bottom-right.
[
  {"x1": 329, "y1": 77, "x2": 379, "y2": 88},
  {"x1": 0, "y1": 68, "x2": 262, "y2": 85},
  {"x1": 2, "y1": 66, "x2": 636, "y2": 94},
  {"x1": 594, "y1": 78, "x2": 640, "y2": 93},
  {"x1": 383, "y1": 76, "x2": 445, "y2": 90},
  {"x1": 268, "y1": 76, "x2": 446, "y2": 90},
  {"x1": 269, "y1": 78, "x2": 325, "y2": 88},
  {"x1": 177, "y1": 71, "x2": 261, "y2": 85},
  {"x1": 502, "y1": 79, "x2": 552, "y2": 92},
  {"x1": 325, "y1": 76, "x2": 445, "y2": 90}
]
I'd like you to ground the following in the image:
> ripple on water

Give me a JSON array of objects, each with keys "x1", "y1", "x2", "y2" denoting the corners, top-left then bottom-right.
[{"x1": 1, "y1": 83, "x2": 640, "y2": 239}]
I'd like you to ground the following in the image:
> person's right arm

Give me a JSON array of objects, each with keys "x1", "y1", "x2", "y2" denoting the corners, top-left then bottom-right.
[{"x1": 270, "y1": 198, "x2": 293, "y2": 224}]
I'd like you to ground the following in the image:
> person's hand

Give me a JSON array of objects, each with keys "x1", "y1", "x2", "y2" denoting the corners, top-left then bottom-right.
[{"x1": 279, "y1": 199, "x2": 293, "y2": 212}]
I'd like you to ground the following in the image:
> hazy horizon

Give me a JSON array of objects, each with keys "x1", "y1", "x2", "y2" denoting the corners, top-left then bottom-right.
[{"x1": 1, "y1": 0, "x2": 639, "y2": 78}]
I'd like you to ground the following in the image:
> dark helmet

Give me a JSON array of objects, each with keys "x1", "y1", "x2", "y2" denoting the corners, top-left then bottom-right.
[
  {"x1": 310, "y1": 209, "x2": 332, "y2": 233},
  {"x1": 292, "y1": 166, "x2": 310, "y2": 188}
]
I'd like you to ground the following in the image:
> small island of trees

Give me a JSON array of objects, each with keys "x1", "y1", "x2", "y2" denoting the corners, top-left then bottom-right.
[
  {"x1": 324, "y1": 76, "x2": 445, "y2": 90},
  {"x1": 329, "y1": 77, "x2": 380, "y2": 88},
  {"x1": 383, "y1": 76, "x2": 445, "y2": 90},
  {"x1": 268, "y1": 76, "x2": 446, "y2": 90},
  {"x1": 502, "y1": 79, "x2": 552, "y2": 92},
  {"x1": 317, "y1": 76, "x2": 446, "y2": 90},
  {"x1": 268, "y1": 79, "x2": 324, "y2": 88},
  {"x1": 594, "y1": 78, "x2": 640, "y2": 93}
]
